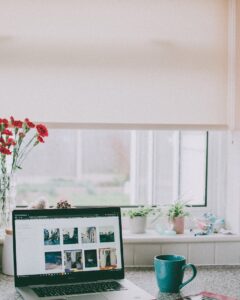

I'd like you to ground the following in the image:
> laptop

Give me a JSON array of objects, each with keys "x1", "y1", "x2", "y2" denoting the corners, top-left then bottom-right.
[{"x1": 12, "y1": 207, "x2": 155, "y2": 300}]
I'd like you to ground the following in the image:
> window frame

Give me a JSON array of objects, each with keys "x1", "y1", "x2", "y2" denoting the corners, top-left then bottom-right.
[
  {"x1": 15, "y1": 129, "x2": 209, "y2": 209},
  {"x1": 131, "y1": 130, "x2": 209, "y2": 208}
]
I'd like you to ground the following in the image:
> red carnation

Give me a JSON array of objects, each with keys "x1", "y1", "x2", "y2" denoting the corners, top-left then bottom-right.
[
  {"x1": 25, "y1": 118, "x2": 35, "y2": 128},
  {"x1": 37, "y1": 135, "x2": 44, "y2": 143},
  {"x1": 7, "y1": 138, "x2": 16, "y2": 146},
  {"x1": 0, "y1": 137, "x2": 4, "y2": 143},
  {"x1": 2, "y1": 119, "x2": 8, "y2": 126},
  {"x1": 2, "y1": 129, "x2": 13, "y2": 136},
  {"x1": 36, "y1": 124, "x2": 48, "y2": 137},
  {"x1": 13, "y1": 120, "x2": 23, "y2": 128},
  {"x1": 0, "y1": 146, "x2": 11, "y2": 155}
]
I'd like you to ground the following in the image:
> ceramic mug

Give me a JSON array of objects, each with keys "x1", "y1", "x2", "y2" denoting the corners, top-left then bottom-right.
[{"x1": 154, "y1": 255, "x2": 197, "y2": 293}]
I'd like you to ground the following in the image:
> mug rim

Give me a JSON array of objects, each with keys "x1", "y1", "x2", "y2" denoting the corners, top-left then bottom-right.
[{"x1": 154, "y1": 254, "x2": 186, "y2": 262}]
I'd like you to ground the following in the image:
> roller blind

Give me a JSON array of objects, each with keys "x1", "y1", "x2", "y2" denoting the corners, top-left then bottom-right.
[
  {"x1": 0, "y1": 0, "x2": 228, "y2": 127},
  {"x1": 234, "y1": 0, "x2": 240, "y2": 129}
]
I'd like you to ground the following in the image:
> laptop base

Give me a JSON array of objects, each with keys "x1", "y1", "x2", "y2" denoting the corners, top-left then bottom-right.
[{"x1": 17, "y1": 279, "x2": 156, "y2": 300}]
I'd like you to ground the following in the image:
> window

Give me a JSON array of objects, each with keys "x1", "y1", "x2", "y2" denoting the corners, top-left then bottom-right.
[
  {"x1": 179, "y1": 132, "x2": 207, "y2": 206},
  {"x1": 16, "y1": 130, "x2": 208, "y2": 207}
]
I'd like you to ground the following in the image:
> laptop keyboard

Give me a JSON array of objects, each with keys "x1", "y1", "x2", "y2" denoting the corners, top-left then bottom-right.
[{"x1": 32, "y1": 281, "x2": 126, "y2": 297}]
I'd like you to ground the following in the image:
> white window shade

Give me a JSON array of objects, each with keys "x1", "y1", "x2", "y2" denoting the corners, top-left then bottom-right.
[
  {"x1": 0, "y1": 0, "x2": 228, "y2": 127},
  {"x1": 233, "y1": 0, "x2": 240, "y2": 130}
]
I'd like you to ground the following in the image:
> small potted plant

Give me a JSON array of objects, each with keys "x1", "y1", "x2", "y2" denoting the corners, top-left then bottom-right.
[
  {"x1": 125, "y1": 207, "x2": 152, "y2": 234},
  {"x1": 124, "y1": 206, "x2": 161, "y2": 234},
  {"x1": 167, "y1": 201, "x2": 189, "y2": 234}
]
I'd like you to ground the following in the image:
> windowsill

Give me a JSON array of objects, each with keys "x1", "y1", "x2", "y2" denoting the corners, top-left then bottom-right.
[{"x1": 123, "y1": 229, "x2": 240, "y2": 243}]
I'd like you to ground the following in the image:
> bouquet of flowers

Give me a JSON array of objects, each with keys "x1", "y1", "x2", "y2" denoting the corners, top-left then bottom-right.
[{"x1": 0, "y1": 116, "x2": 48, "y2": 227}]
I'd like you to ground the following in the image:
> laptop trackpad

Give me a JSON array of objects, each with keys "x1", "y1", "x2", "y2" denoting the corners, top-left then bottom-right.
[{"x1": 67, "y1": 295, "x2": 107, "y2": 300}]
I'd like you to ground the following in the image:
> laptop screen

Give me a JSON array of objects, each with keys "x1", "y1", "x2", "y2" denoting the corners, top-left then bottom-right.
[{"x1": 13, "y1": 207, "x2": 124, "y2": 287}]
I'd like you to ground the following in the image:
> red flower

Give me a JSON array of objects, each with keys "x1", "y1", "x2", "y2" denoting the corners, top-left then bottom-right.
[
  {"x1": 2, "y1": 129, "x2": 13, "y2": 136},
  {"x1": 13, "y1": 120, "x2": 23, "y2": 128},
  {"x1": 6, "y1": 138, "x2": 16, "y2": 146},
  {"x1": 37, "y1": 135, "x2": 44, "y2": 143},
  {"x1": 36, "y1": 124, "x2": 48, "y2": 137},
  {"x1": 0, "y1": 146, "x2": 11, "y2": 155},
  {"x1": 0, "y1": 117, "x2": 48, "y2": 166},
  {"x1": 0, "y1": 118, "x2": 8, "y2": 126},
  {"x1": 2, "y1": 119, "x2": 8, "y2": 126},
  {"x1": 25, "y1": 118, "x2": 35, "y2": 128}
]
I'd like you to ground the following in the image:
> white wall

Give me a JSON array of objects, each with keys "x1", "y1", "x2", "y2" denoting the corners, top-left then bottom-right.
[
  {"x1": 0, "y1": 0, "x2": 228, "y2": 127},
  {"x1": 225, "y1": 131, "x2": 240, "y2": 233}
]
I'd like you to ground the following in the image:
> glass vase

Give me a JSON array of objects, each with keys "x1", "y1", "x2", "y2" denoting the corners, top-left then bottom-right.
[{"x1": 0, "y1": 174, "x2": 16, "y2": 231}]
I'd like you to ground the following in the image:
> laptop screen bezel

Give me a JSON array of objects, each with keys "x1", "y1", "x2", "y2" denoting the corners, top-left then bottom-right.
[{"x1": 13, "y1": 207, "x2": 125, "y2": 287}]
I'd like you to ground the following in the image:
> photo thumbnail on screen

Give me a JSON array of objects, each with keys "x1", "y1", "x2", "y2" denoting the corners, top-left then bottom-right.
[
  {"x1": 44, "y1": 228, "x2": 60, "y2": 246},
  {"x1": 81, "y1": 227, "x2": 97, "y2": 244},
  {"x1": 99, "y1": 248, "x2": 117, "y2": 270},
  {"x1": 99, "y1": 226, "x2": 115, "y2": 243},
  {"x1": 63, "y1": 228, "x2": 78, "y2": 245},
  {"x1": 64, "y1": 250, "x2": 83, "y2": 272}
]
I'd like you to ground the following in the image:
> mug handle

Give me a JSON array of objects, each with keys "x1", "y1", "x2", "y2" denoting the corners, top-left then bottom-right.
[{"x1": 179, "y1": 264, "x2": 197, "y2": 290}]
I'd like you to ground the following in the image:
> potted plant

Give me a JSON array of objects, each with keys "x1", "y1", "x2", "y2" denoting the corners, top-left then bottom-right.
[
  {"x1": 167, "y1": 201, "x2": 189, "y2": 234},
  {"x1": 124, "y1": 206, "x2": 161, "y2": 234},
  {"x1": 126, "y1": 207, "x2": 152, "y2": 234}
]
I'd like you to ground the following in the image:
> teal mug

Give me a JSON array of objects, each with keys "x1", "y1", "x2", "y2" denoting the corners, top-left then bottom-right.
[{"x1": 154, "y1": 255, "x2": 197, "y2": 293}]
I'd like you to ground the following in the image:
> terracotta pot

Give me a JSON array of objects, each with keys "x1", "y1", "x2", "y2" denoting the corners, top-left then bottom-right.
[{"x1": 172, "y1": 216, "x2": 185, "y2": 234}]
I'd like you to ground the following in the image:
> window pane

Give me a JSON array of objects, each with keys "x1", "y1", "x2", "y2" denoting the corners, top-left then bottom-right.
[
  {"x1": 16, "y1": 130, "x2": 131, "y2": 207},
  {"x1": 16, "y1": 129, "x2": 207, "y2": 207},
  {"x1": 179, "y1": 131, "x2": 207, "y2": 205},
  {"x1": 153, "y1": 131, "x2": 178, "y2": 205}
]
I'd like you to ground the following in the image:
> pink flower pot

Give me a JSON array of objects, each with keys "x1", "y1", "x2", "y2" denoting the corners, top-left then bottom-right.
[{"x1": 172, "y1": 217, "x2": 185, "y2": 234}]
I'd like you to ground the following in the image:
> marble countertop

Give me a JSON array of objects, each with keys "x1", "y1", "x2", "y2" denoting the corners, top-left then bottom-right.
[
  {"x1": 126, "y1": 266, "x2": 240, "y2": 299},
  {"x1": 0, "y1": 266, "x2": 239, "y2": 300}
]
